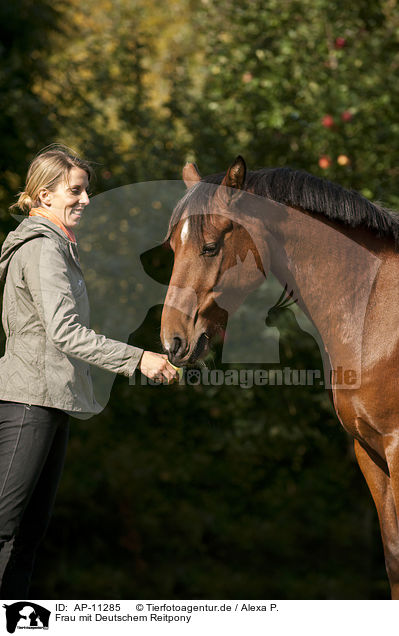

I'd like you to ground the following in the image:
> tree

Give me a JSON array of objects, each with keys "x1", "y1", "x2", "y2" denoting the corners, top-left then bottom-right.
[
  {"x1": 165, "y1": 0, "x2": 399, "y2": 207},
  {"x1": 0, "y1": 0, "x2": 61, "y2": 226}
]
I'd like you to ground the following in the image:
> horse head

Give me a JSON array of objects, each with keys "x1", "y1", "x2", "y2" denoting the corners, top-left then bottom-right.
[{"x1": 161, "y1": 156, "x2": 269, "y2": 365}]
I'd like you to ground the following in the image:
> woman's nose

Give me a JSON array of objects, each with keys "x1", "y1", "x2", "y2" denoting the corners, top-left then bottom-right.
[{"x1": 79, "y1": 190, "x2": 90, "y2": 205}]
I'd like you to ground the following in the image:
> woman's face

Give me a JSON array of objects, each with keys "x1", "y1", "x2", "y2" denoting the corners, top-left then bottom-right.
[{"x1": 39, "y1": 167, "x2": 90, "y2": 229}]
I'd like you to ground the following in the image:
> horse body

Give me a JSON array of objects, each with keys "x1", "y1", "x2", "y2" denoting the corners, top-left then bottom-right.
[{"x1": 161, "y1": 156, "x2": 399, "y2": 598}]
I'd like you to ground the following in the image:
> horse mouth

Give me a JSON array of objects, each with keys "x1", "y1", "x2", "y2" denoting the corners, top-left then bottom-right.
[{"x1": 188, "y1": 332, "x2": 209, "y2": 363}]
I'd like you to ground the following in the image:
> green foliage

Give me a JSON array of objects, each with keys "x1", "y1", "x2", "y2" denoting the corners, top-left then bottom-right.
[
  {"x1": 0, "y1": 0, "x2": 61, "y2": 229},
  {"x1": 165, "y1": 0, "x2": 399, "y2": 204}
]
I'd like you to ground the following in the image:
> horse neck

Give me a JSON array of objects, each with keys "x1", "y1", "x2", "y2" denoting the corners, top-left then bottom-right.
[{"x1": 264, "y1": 206, "x2": 383, "y2": 363}]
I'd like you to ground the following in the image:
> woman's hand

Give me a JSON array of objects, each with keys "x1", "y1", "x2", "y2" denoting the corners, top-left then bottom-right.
[{"x1": 138, "y1": 351, "x2": 179, "y2": 384}]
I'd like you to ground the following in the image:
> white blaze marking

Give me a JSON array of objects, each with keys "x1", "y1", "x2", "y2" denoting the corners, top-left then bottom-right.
[{"x1": 181, "y1": 219, "x2": 189, "y2": 244}]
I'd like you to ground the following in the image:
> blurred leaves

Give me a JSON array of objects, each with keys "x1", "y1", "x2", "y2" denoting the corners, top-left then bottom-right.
[{"x1": 0, "y1": 0, "x2": 61, "y2": 224}]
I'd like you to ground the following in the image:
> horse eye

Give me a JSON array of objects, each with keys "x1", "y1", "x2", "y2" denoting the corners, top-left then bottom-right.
[{"x1": 201, "y1": 242, "x2": 218, "y2": 256}]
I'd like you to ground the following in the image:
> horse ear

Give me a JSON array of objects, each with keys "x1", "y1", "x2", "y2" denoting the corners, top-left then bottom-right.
[
  {"x1": 183, "y1": 162, "x2": 201, "y2": 188},
  {"x1": 221, "y1": 155, "x2": 246, "y2": 190}
]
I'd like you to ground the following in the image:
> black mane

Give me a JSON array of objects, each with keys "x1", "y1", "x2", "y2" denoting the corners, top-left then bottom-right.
[{"x1": 167, "y1": 167, "x2": 399, "y2": 245}]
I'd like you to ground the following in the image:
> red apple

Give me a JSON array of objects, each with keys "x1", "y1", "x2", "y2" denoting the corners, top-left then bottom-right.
[
  {"x1": 341, "y1": 110, "x2": 353, "y2": 122},
  {"x1": 334, "y1": 37, "x2": 346, "y2": 49},
  {"x1": 322, "y1": 114, "x2": 334, "y2": 128},
  {"x1": 319, "y1": 156, "x2": 331, "y2": 169}
]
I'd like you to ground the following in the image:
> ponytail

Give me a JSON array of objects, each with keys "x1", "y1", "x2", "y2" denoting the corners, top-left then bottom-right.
[{"x1": 9, "y1": 191, "x2": 35, "y2": 214}]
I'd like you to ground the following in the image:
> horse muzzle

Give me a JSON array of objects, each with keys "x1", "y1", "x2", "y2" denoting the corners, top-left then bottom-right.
[{"x1": 163, "y1": 331, "x2": 210, "y2": 366}]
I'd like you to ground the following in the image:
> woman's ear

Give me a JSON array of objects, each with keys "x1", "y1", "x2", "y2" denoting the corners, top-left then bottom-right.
[{"x1": 37, "y1": 188, "x2": 51, "y2": 207}]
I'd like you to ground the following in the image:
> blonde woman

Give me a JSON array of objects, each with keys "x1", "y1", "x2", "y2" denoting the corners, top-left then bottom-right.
[{"x1": 0, "y1": 145, "x2": 177, "y2": 598}]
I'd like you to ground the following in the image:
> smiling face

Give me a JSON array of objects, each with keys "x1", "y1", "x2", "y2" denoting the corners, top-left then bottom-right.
[{"x1": 38, "y1": 166, "x2": 90, "y2": 229}]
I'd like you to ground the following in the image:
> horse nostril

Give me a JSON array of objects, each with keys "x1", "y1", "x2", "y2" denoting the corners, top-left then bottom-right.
[{"x1": 172, "y1": 336, "x2": 183, "y2": 356}]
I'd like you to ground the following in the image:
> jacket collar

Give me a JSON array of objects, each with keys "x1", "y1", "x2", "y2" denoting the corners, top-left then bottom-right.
[{"x1": 29, "y1": 207, "x2": 77, "y2": 243}]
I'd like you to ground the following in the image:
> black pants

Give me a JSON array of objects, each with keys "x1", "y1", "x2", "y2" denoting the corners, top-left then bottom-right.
[{"x1": 0, "y1": 400, "x2": 69, "y2": 599}]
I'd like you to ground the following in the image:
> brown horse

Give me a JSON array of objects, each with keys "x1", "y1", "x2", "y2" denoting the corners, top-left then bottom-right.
[{"x1": 160, "y1": 155, "x2": 399, "y2": 599}]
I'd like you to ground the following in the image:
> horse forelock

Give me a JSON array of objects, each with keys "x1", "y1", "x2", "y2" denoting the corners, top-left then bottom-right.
[{"x1": 165, "y1": 177, "x2": 224, "y2": 246}]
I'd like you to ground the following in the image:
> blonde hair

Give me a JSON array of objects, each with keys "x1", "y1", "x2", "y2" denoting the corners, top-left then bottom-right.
[{"x1": 10, "y1": 144, "x2": 94, "y2": 213}]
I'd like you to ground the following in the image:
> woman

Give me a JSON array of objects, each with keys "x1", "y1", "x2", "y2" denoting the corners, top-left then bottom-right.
[{"x1": 0, "y1": 145, "x2": 177, "y2": 599}]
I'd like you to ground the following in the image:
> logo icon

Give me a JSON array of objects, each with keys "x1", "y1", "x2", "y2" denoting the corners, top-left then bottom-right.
[
  {"x1": 3, "y1": 602, "x2": 51, "y2": 633},
  {"x1": 186, "y1": 369, "x2": 201, "y2": 385}
]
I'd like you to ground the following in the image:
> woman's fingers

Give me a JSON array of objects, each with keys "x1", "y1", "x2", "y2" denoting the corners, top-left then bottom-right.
[
  {"x1": 160, "y1": 360, "x2": 180, "y2": 383},
  {"x1": 138, "y1": 351, "x2": 180, "y2": 383}
]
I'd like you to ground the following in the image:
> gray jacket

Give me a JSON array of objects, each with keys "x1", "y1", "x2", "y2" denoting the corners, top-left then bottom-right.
[{"x1": 0, "y1": 216, "x2": 144, "y2": 419}]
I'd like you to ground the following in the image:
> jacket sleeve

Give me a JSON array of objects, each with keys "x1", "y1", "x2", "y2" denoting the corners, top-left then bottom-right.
[{"x1": 23, "y1": 237, "x2": 144, "y2": 377}]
